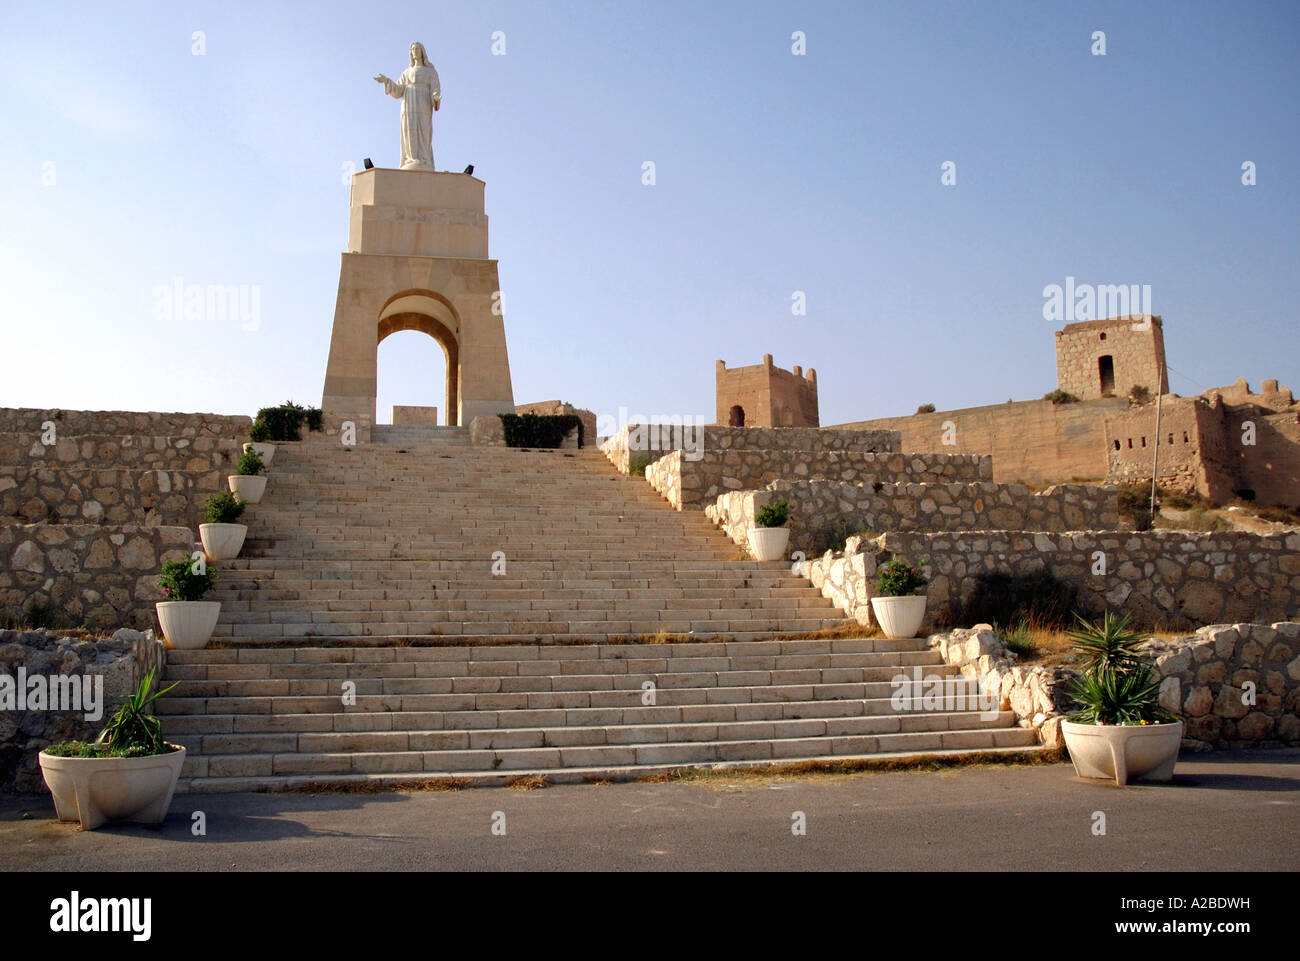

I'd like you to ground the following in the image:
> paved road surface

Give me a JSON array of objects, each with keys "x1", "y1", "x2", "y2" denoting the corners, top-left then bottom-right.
[{"x1": 2, "y1": 751, "x2": 1297, "y2": 872}]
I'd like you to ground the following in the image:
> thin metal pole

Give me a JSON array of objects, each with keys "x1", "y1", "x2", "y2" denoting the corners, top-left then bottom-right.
[{"x1": 1149, "y1": 367, "x2": 1164, "y2": 515}]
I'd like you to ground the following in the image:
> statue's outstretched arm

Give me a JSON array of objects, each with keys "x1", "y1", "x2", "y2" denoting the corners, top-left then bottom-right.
[{"x1": 374, "y1": 74, "x2": 405, "y2": 99}]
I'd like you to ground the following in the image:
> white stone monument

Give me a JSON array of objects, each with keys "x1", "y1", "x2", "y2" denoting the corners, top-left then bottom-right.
[{"x1": 374, "y1": 42, "x2": 442, "y2": 171}]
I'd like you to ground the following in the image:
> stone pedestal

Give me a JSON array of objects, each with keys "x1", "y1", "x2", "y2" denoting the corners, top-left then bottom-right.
[{"x1": 321, "y1": 169, "x2": 515, "y2": 432}]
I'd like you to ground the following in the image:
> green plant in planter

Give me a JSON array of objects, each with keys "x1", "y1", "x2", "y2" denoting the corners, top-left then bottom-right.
[
  {"x1": 203, "y1": 491, "x2": 246, "y2": 525},
  {"x1": 875, "y1": 558, "x2": 927, "y2": 597},
  {"x1": 248, "y1": 420, "x2": 271, "y2": 443},
  {"x1": 158, "y1": 557, "x2": 218, "y2": 602},
  {"x1": 45, "y1": 669, "x2": 180, "y2": 759},
  {"x1": 754, "y1": 498, "x2": 789, "y2": 528},
  {"x1": 1064, "y1": 612, "x2": 1174, "y2": 725},
  {"x1": 235, "y1": 447, "x2": 264, "y2": 476}
]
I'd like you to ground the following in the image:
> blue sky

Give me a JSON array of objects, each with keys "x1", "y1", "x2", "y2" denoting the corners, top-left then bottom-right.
[{"x1": 1, "y1": 0, "x2": 1296, "y2": 426}]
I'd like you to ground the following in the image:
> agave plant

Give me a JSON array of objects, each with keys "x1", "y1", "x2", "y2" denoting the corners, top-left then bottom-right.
[
  {"x1": 1066, "y1": 610, "x2": 1147, "y2": 677},
  {"x1": 1065, "y1": 666, "x2": 1173, "y2": 725},
  {"x1": 94, "y1": 669, "x2": 179, "y2": 755}
]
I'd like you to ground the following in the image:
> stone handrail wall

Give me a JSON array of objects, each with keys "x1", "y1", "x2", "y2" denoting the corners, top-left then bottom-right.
[
  {"x1": 0, "y1": 627, "x2": 157, "y2": 792},
  {"x1": 1, "y1": 467, "x2": 224, "y2": 527},
  {"x1": 0, "y1": 408, "x2": 252, "y2": 438},
  {"x1": 706, "y1": 480, "x2": 1118, "y2": 554},
  {"x1": 803, "y1": 530, "x2": 1298, "y2": 632},
  {"x1": 928, "y1": 622, "x2": 1300, "y2": 751},
  {"x1": 600, "y1": 425, "x2": 901, "y2": 474},
  {"x1": 1, "y1": 524, "x2": 195, "y2": 629},
  {"x1": 0, "y1": 433, "x2": 241, "y2": 472},
  {"x1": 647, "y1": 448, "x2": 993, "y2": 510}
]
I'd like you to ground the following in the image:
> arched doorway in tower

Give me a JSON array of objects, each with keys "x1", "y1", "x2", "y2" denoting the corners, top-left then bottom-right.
[{"x1": 376, "y1": 311, "x2": 460, "y2": 425}]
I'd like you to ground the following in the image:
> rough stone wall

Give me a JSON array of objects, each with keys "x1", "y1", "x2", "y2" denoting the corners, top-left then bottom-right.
[
  {"x1": 648, "y1": 448, "x2": 992, "y2": 510},
  {"x1": 0, "y1": 433, "x2": 240, "y2": 473},
  {"x1": 707, "y1": 480, "x2": 1118, "y2": 554},
  {"x1": 1142, "y1": 623, "x2": 1300, "y2": 748},
  {"x1": 866, "y1": 530, "x2": 1298, "y2": 630},
  {"x1": 0, "y1": 409, "x2": 251, "y2": 438},
  {"x1": 1224, "y1": 407, "x2": 1300, "y2": 507},
  {"x1": 832, "y1": 397, "x2": 1121, "y2": 486},
  {"x1": 1, "y1": 468, "x2": 220, "y2": 527},
  {"x1": 0, "y1": 524, "x2": 195, "y2": 628},
  {"x1": 1105, "y1": 396, "x2": 1209, "y2": 496},
  {"x1": 515, "y1": 400, "x2": 598, "y2": 445},
  {"x1": 715, "y1": 356, "x2": 819, "y2": 428},
  {"x1": 1054, "y1": 315, "x2": 1168, "y2": 401},
  {"x1": 0, "y1": 628, "x2": 159, "y2": 792},
  {"x1": 600, "y1": 425, "x2": 899, "y2": 476},
  {"x1": 925, "y1": 622, "x2": 1300, "y2": 751}
]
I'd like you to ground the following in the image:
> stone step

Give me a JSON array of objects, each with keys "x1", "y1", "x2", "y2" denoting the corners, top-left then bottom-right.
[
  {"x1": 160, "y1": 693, "x2": 966, "y2": 735},
  {"x1": 170, "y1": 710, "x2": 1017, "y2": 757},
  {"x1": 176, "y1": 726, "x2": 1037, "y2": 780},
  {"x1": 156, "y1": 676, "x2": 961, "y2": 716},
  {"x1": 206, "y1": 616, "x2": 849, "y2": 639},
  {"x1": 174, "y1": 744, "x2": 1048, "y2": 793}
]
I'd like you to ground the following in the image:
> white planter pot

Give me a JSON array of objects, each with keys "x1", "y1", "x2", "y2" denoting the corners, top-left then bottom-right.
[
  {"x1": 155, "y1": 600, "x2": 221, "y2": 650},
  {"x1": 228, "y1": 474, "x2": 267, "y2": 503},
  {"x1": 1061, "y1": 719, "x2": 1183, "y2": 786},
  {"x1": 243, "y1": 441, "x2": 275, "y2": 466},
  {"x1": 747, "y1": 526, "x2": 791, "y2": 562},
  {"x1": 199, "y1": 523, "x2": 247, "y2": 561},
  {"x1": 870, "y1": 595, "x2": 928, "y2": 639},
  {"x1": 39, "y1": 746, "x2": 186, "y2": 830}
]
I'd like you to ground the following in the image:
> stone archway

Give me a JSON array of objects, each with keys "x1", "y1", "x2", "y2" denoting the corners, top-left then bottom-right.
[{"x1": 377, "y1": 292, "x2": 461, "y2": 426}]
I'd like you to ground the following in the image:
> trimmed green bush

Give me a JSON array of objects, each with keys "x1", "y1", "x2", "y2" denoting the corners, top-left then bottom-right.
[
  {"x1": 754, "y1": 498, "x2": 789, "y2": 528},
  {"x1": 235, "y1": 447, "x2": 264, "y2": 476},
  {"x1": 254, "y1": 401, "x2": 324, "y2": 442},
  {"x1": 203, "y1": 491, "x2": 246, "y2": 525},
  {"x1": 499, "y1": 413, "x2": 584, "y2": 449},
  {"x1": 158, "y1": 557, "x2": 217, "y2": 602},
  {"x1": 876, "y1": 559, "x2": 927, "y2": 597}
]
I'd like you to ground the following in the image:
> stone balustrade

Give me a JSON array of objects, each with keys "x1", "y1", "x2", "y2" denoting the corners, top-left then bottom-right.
[
  {"x1": 647, "y1": 448, "x2": 993, "y2": 510},
  {"x1": 599, "y1": 424, "x2": 900, "y2": 475},
  {"x1": 706, "y1": 479, "x2": 1118, "y2": 554}
]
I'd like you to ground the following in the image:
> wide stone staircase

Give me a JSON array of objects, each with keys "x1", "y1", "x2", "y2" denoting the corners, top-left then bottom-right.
[{"x1": 162, "y1": 436, "x2": 1038, "y2": 791}]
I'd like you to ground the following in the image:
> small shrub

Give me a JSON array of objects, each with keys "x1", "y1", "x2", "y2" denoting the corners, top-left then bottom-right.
[
  {"x1": 1129, "y1": 384, "x2": 1151, "y2": 405},
  {"x1": 997, "y1": 621, "x2": 1039, "y2": 657},
  {"x1": 754, "y1": 498, "x2": 789, "y2": 528},
  {"x1": 1043, "y1": 389, "x2": 1080, "y2": 405},
  {"x1": 158, "y1": 557, "x2": 218, "y2": 602},
  {"x1": 1132, "y1": 506, "x2": 1153, "y2": 531},
  {"x1": 876, "y1": 559, "x2": 927, "y2": 597},
  {"x1": 203, "y1": 491, "x2": 246, "y2": 525},
  {"x1": 499, "y1": 413, "x2": 584, "y2": 448},
  {"x1": 1116, "y1": 482, "x2": 1149, "y2": 516},
  {"x1": 248, "y1": 420, "x2": 271, "y2": 443},
  {"x1": 1160, "y1": 489, "x2": 1196, "y2": 510},
  {"x1": 235, "y1": 447, "x2": 264, "y2": 476},
  {"x1": 916, "y1": 403, "x2": 936, "y2": 414},
  {"x1": 628, "y1": 452, "x2": 655, "y2": 476}
]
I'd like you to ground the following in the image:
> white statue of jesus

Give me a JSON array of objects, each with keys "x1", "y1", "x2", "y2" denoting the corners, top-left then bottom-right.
[{"x1": 374, "y1": 42, "x2": 441, "y2": 171}]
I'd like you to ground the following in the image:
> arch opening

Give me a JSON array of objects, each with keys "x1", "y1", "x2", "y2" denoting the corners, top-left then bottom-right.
[{"x1": 377, "y1": 311, "x2": 460, "y2": 425}]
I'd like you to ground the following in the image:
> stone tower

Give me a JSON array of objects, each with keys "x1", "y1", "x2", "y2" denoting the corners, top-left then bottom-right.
[
  {"x1": 321, "y1": 168, "x2": 515, "y2": 438},
  {"x1": 1054, "y1": 315, "x2": 1168, "y2": 400},
  {"x1": 715, "y1": 355, "x2": 819, "y2": 428}
]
